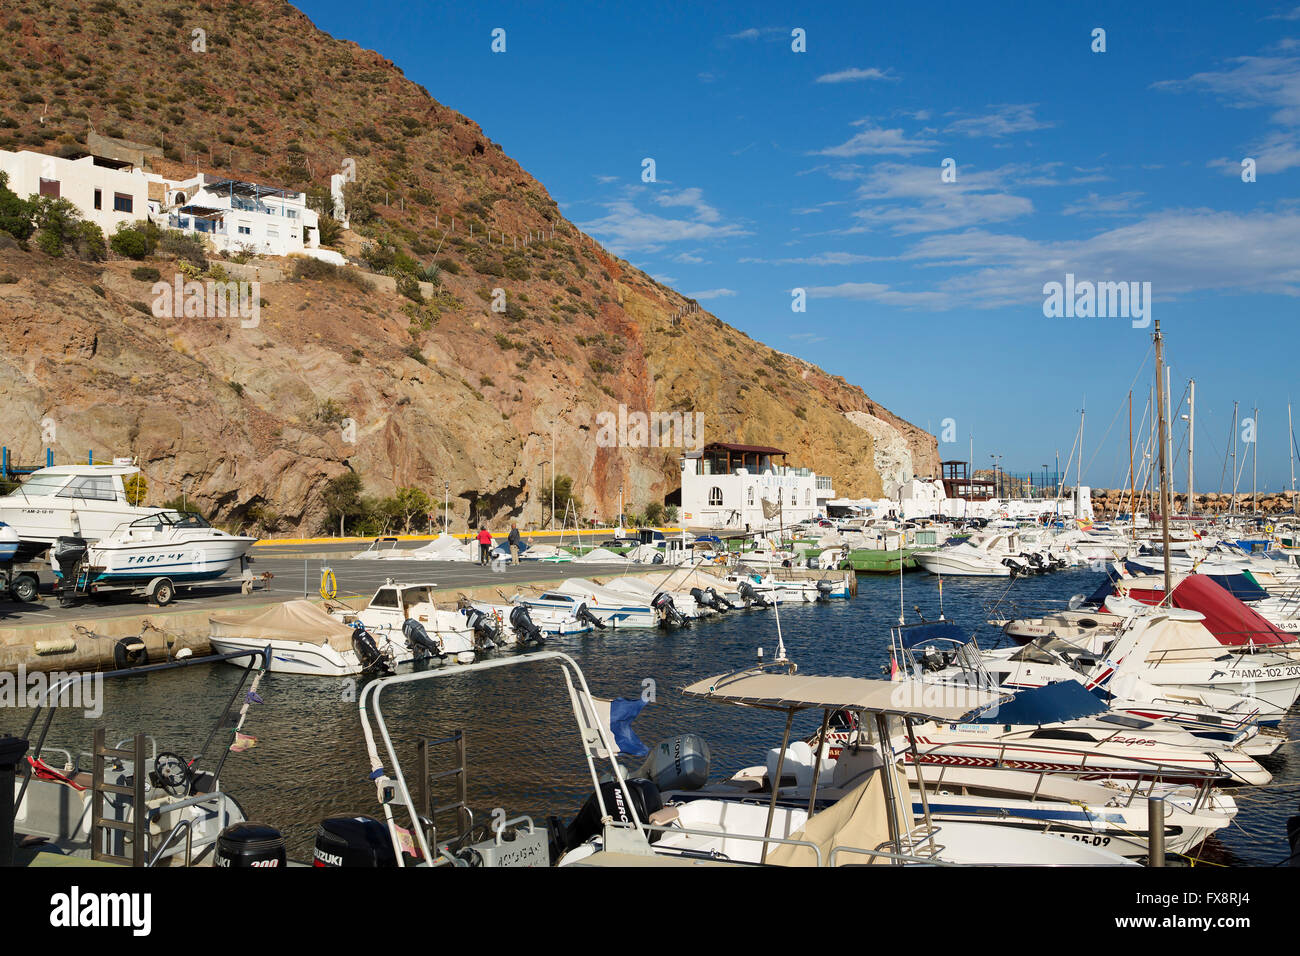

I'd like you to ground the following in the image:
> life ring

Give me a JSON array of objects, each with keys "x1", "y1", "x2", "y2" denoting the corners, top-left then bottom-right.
[{"x1": 1265, "y1": 525, "x2": 1274, "y2": 534}]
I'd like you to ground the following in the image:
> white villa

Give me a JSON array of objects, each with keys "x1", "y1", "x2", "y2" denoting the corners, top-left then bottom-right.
[
  {"x1": 0, "y1": 149, "x2": 150, "y2": 237},
  {"x1": 679, "y1": 442, "x2": 836, "y2": 530},
  {"x1": 0, "y1": 145, "x2": 342, "y2": 263}
]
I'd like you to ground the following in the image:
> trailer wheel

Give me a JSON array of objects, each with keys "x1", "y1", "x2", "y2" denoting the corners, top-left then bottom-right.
[
  {"x1": 10, "y1": 573, "x2": 39, "y2": 603},
  {"x1": 149, "y1": 577, "x2": 175, "y2": 606}
]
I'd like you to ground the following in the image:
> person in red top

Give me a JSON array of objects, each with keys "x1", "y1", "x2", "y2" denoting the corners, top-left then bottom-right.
[{"x1": 477, "y1": 526, "x2": 492, "y2": 566}]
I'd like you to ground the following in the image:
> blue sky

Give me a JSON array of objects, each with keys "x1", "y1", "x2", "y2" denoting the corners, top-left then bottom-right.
[{"x1": 297, "y1": 1, "x2": 1300, "y2": 492}]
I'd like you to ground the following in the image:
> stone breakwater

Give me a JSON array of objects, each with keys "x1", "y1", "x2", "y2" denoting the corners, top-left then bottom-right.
[{"x1": 1089, "y1": 488, "x2": 1298, "y2": 516}]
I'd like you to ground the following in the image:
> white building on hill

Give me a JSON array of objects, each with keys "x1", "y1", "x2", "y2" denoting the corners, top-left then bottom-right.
[
  {"x1": 0, "y1": 149, "x2": 150, "y2": 236},
  {"x1": 679, "y1": 442, "x2": 836, "y2": 529}
]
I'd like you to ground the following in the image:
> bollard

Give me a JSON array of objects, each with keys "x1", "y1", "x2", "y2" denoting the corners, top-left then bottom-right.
[{"x1": 1147, "y1": 795, "x2": 1165, "y2": 866}]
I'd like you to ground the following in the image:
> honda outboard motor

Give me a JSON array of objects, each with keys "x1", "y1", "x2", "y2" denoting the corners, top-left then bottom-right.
[
  {"x1": 815, "y1": 579, "x2": 835, "y2": 600},
  {"x1": 737, "y1": 580, "x2": 771, "y2": 608},
  {"x1": 350, "y1": 622, "x2": 389, "y2": 673},
  {"x1": 508, "y1": 604, "x2": 545, "y2": 646},
  {"x1": 651, "y1": 592, "x2": 687, "y2": 628},
  {"x1": 313, "y1": 816, "x2": 398, "y2": 867},
  {"x1": 551, "y1": 778, "x2": 665, "y2": 857},
  {"x1": 636, "y1": 734, "x2": 712, "y2": 791},
  {"x1": 403, "y1": 617, "x2": 442, "y2": 658},
  {"x1": 575, "y1": 602, "x2": 605, "y2": 630},
  {"x1": 216, "y1": 822, "x2": 287, "y2": 868}
]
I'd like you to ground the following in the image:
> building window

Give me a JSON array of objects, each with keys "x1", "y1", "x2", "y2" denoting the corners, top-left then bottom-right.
[
  {"x1": 237, "y1": 225, "x2": 251, "y2": 235},
  {"x1": 93, "y1": 188, "x2": 102, "y2": 210},
  {"x1": 266, "y1": 226, "x2": 279, "y2": 238},
  {"x1": 708, "y1": 487, "x2": 723, "y2": 507},
  {"x1": 747, "y1": 487, "x2": 754, "y2": 506},
  {"x1": 39, "y1": 178, "x2": 60, "y2": 198},
  {"x1": 805, "y1": 488, "x2": 811, "y2": 506},
  {"x1": 113, "y1": 193, "x2": 133, "y2": 213}
]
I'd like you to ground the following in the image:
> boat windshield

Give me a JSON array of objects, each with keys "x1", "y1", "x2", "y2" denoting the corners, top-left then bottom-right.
[
  {"x1": 128, "y1": 511, "x2": 212, "y2": 529},
  {"x1": 3, "y1": 473, "x2": 78, "y2": 498}
]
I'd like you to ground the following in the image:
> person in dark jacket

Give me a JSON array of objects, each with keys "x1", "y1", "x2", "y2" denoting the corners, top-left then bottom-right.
[{"x1": 507, "y1": 524, "x2": 522, "y2": 565}]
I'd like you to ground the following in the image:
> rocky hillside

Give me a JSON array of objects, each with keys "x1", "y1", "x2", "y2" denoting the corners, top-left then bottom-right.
[{"x1": 0, "y1": 0, "x2": 936, "y2": 533}]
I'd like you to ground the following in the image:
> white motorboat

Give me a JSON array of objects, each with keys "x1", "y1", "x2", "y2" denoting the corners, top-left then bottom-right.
[
  {"x1": 547, "y1": 578, "x2": 659, "y2": 628},
  {"x1": 210, "y1": 600, "x2": 383, "y2": 676},
  {"x1": 914, "y1": 531, "x2": 1025, "y2": 577},
  {"x1": 333, "y1": 581, "x2": 479, "y2": 663},
  {"x1": 58, "y1": 511, "x2": 255, "y2": 587},
  {"x1": 0, "y1": 463, "x2": 162, "y2": 561}
]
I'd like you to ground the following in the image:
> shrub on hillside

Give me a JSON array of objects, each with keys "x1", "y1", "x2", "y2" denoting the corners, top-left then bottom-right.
[
  {"x1": 0, "y1": 171, "x2": 34, "y2": 242},
  {"x1": 131, "y1": 265, "x2": 161, "y2": 282}
]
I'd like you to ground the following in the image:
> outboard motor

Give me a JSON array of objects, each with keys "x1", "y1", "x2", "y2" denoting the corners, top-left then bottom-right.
[
  {"x1": 1024, "y1": 552, "x2": 1046, "y2": 573},
  {"x1": 636, "y1": 734, "x2": 712, "y2": 791},
  {"x1": 313, "y1": 816, "x2": 398, "y2": 867},
  {"x1": 709, "y1": 587, "x2": 736, "y2": 611},
  {"x1": 574, "y1": 602, "x2": 606, "y2": 630},
  {"x1": 651, "y1": 592, "x2": 687, "y2": 628},
  {"x1": 216, "y1": 822, "x2": 287, "y2": 868},
  {"x1": 508, "y1": 604, "x2": 545, "y2": 646},
  {"x1": 350, "y1": 621, "x2": 390, "y2": 673},
  {"x1": 1000, "y1": 557, "x2": 1023, "y2": 577},
  {"x1": 815, "y1": 579, "x2": 835, "y2": 601},
  {"x1": 691, "y1": 587, "x2": 732, "y2": 612},
  {"x1": 550, "y1": 778, "x2": 665, "y2": 858},
  {"x1": 52, "y1": 536, "x2": 88, "y2": 604},
  {"x1": 460, "y1": 607, "x2": 499, "y2": 651},
  {"x1": 403, "y1": 617, "x2": 443, "y2": 658},
  {"x1": 737, "y1": 580, "x2": 771, "y2": 608}
]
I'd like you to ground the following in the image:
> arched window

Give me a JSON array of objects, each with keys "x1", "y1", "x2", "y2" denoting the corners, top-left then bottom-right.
[
  {"x1": 804, "y1": 488, "x2": 811, "y2": 506},
  {"x1": 709, "y1": 486, "x2": 723, "y2": 507}
]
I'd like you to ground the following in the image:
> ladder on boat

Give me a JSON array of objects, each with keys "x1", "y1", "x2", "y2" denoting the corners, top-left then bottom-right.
[
  {"x1": 417, "y1": 730, "x2": 471, "y2": 848},
  {"x1": 90, "y1": 730, "x2": 148, "y2": 866}
]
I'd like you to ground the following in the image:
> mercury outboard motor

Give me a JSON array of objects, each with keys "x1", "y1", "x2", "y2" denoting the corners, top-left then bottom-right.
[
  {"x1": 350, "y1": 621, "x2": 389, "y2": 673},
  {"x1": 575, "y1": 602, "x2": 605, "y2": 630},
  {"x1": 550, "y1": 778, "x2": 665, "y2": 858},
  {"x1": 313, "y1": 816, "x2": 397, "y2": 867},
  {"x1": 815, "y1": 579, "x2": 835, "y2": 600},
  {"x1": 216, "y1": 822, "x2": 287, "y2": 868},
  {"x1": 403, "y1": 617, "x2": 443, "y2": 658},
  {"x1": 508, "y1": 604, "x2": 545, "y2": 646},
  {"x1": 459, "y1": 607, "x2": 499, "y2": 651},
  {"x1": 651, "y1": 592, "x2": 687, "y2": 628},
  {"x1": 737, "y1": 580, "x2": 771, "y2": 608},
  {"x1": 52, "y1": 536, "x2": 88, "y2": 604}
]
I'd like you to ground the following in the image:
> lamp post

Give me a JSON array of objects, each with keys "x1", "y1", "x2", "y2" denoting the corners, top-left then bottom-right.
[
  {"x1": 551, "y1": 421, "x2": 557, "y2": 532},
  {"x1": 537, "y1": 460, "x2": 549, "y2": 530},
  {"x1": 990, "y1": 454, "x2": 1002, "y2": 499},
  {"x1": 1041, "y1": 465, "x2": 1048, "y2": 501},
  {"x1": 443, "y1": 480, "x2": 450, "y2": 532}
]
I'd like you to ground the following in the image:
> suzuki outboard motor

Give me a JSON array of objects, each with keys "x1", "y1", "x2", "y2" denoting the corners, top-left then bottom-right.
[
  {"x1": 403, "y1": 617, "x2": 442, "y2": 658},
  {"x1": 350, "y1": 621, "x2": 389, "y2": 673},
  {"x1": 313, "y1": 816, "x2": 397, "y2": 867},
  {"x1": 575, "y1": 602, "x2": 605, "y2": 630},
  {"x1": 651, "y1": 592, "x2": 687, "y2": 628},
  {"x1": 551, "y1": 778, "x2": 665, "y2": 857},
  {"x1": 737, "y1": 580, "x2": 771, "y2": 608},
  {"x1": 636, "y1": 734, "x2": 712, "y2": 791},
  {"x1": 216, "y1": 822, "x2": 287, "y2": 868},
  {"x1": 508, "y1": 604, "x2": 545, "y2": 646}
]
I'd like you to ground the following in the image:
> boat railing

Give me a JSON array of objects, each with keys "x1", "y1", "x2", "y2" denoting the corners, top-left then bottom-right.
[
  {"x1": 145, "y1": 789, "x2": 240, "y2": 866},
  {"x1": 359, "y1": 650, "x2": 651, "y2": 867}
]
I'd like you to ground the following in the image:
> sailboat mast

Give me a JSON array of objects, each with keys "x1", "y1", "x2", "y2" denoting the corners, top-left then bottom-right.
[
  {"x1": 1252, "y1": 406, "x2": 1259, "y2": 515},
  {"x1": 1153, "y1": 320, "x2": 1173, "y2": 597},
  {"x1": 1230, "y1": 402, "x2": 1239, "y2": 515},
  {"x1": 1290, "y1": 402, "x2": 1296, "y2": 516},
  {"x1": 1128, "y1": 391, "x2": 1135, "y2": 519},
  {"x1": 1187, "y1": 379, "x2": 1195, "y2": 518}
]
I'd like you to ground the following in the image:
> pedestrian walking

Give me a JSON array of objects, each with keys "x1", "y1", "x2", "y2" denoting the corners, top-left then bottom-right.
[
  {"x1": 508, "y1": 523, "x2": 522, "y2": 565},
  {"x1": 477, "y1": 526, "x2": 492, "y2": 565}
]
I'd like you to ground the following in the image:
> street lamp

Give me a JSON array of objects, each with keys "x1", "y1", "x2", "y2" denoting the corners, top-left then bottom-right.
[
  {"x1": 990, "y1": 454, "x2": 1002, "y2": 499},
  {"x1": 443, "y1": 480, "x2": 450, "y2": 532},
  {"x1": 537, "y1": 460, "x2": 550, "y2": 530}
]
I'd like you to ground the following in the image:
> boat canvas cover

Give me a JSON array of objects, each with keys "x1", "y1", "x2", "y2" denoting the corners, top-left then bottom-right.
[
  {"x1": 967, "y1": 680, "x2": 1106, "y2": 725},
  {"x1": 1126, "y1": 562, "x2": 1270, "y2": 603},
  {"x1": 898, "y1": 620, "x2": 971, "y2": 650},
  {"x1": 210, "y1": 600, "x2": 355, "y2": 651},
  {"x1": 1123, "y1": 574, "x2": 1288, "y2": 646},
  {"x1": 683, "y1": 670, "x2": 1000, "y2": 720},
  {"x1": 765, "y1": 773, "x2": 892, "y2": 867}
]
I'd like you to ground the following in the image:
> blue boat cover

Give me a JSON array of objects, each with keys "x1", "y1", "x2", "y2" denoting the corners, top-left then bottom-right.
[
  {"x1": 609, "y1": 696, "x2": 649, "y2": 757},
  {"x1": 898, "y1": 620, "x2": 970, "y2": 649},
  {"x1": 968, "y1": 680, "x2": 1107, "y2": 725},
  {"x1": 1205, "y1": 574, "x2": 1269, "y2": 603}
]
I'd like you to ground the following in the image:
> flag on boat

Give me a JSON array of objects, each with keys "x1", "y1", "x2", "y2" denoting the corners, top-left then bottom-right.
[
  {"x1": 608, "y1": 696, "x2": 650, "y2": 757},
  {"x1": 229, "y1": 731, "x2": 257, "y2": 752},
  {"x1": 761, "y1": 497, "x2": 781, "y2": 520},
  {"x1": 394, "y1": 824, "x2": 418, "y2": 856},
  {"x1": 245, "y1": 690, "x2": 264, "y2": 704}
]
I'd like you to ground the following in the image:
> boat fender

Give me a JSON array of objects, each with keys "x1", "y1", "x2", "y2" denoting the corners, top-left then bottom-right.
[{"x1": 113, "y1": 637, "x2": 149, "y2": 669}]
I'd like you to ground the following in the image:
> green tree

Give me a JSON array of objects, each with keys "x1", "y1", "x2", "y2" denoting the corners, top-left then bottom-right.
[
  {"x1": 548, "y1": 474, "x2": 581, "y2": 525},
  {"x1": 320, "y1": 471, "x2": 365, "y2": 535},
  {"x1": 315, "y1": 213, "x2": 343, "y2": 248},
  {"x1": 122, "y1": 473, "x2": 147, "y2": 506},
  {"x1": 110, "y1": 222, "x2": 151, "y2": 259},
  {"x1": 0, "y1": 172, "x2": 34, "y2": 241},
  {"x1": 642, "y1": 502, "x2": 665, "y2": 526},
  {"x1": 383, "y1": 486, "x2": 431, "y2": 534}
]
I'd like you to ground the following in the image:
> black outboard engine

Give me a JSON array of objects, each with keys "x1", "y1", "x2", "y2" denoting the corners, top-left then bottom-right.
[
  {"x1": 651, "y1": 592, "x2": 688, "y2": 628},
  {"x1": 690, "y1": 587, "x2": 731, "y2": 612},
  {"x1": 508, "y1": 604, "x2": 545, "y2": 646},
  {"x1": 815, "y1": 579, "x2": 835, "y2": 601},
  {"x1": 737, "y1": 580, "x2": 771, "y2": 608},
  {"x1": 350, "y1": 622, "x2": 390, "y2": 673},
  {"x1": 313, "y1": 816, "x2": 398, "y2": 867},
  {"x1": 403, "y1": 617, "x2": 443, "y2": 658},
  {"x1": 550, "y1": 778, "x2": 665, "y2": 858},
  {"x1": 1000, "y1": 557, "x2": 1023, "y2": 577},
  {"x1": 575, "y1": 602, "x2": 606, "y2": 630},
  {"x1": 459, "y1": 608, "x2": 499, "y2": 651},
  {"x1": 216, "y1": 822, "x2": 287, "y2": 868},
  {"x1": 1025, "y1": 552, "x2": 1045, "y2": 573},
  {"x1": 52, "y1": 536, "x2": 88, "y2": 605}
]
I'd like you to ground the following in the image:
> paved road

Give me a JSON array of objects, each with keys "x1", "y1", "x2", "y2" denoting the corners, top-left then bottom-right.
[{"x1": 0, "y1": 557, "x2": 639, "y2": 627}]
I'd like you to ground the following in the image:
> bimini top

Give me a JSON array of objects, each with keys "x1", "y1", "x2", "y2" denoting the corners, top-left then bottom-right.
[
  {"x1": 682, "y1": 668, "x2": 1001, "y2": 721},
  {"x1": 896, "y1": 620, "x2": 970, "y2": 649},
  {"x1": 966, "y1": 680, "x2": 1106, "y2": 726}
]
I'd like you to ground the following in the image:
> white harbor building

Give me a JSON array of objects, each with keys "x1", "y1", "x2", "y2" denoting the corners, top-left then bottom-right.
[{"x1": 678, "y1": 442, "x2": 836, "y2": 530}]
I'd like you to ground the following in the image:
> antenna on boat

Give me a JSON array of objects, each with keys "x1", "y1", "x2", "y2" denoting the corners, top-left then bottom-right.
[{"x1": 1152, "y1": 319, "x2": 1174, "y2": 603}]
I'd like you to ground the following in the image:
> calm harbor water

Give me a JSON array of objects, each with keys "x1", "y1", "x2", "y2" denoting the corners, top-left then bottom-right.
[{"x1": 12, "y1": 568, "x2": 1297, "y2": 864}]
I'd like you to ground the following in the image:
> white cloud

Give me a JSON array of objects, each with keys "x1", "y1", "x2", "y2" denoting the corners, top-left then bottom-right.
[
  {"x1": 848, "y1": 162, "x2": 1034, "y2": 234},
  {"x1": 817, "y1": 124, "x2": 939, "y2": 157},
  {"x1": 815, "y1": 67, "x2": 895, "y2": 84},
  {"x1": 944, "y1": 104, "x2": 1054, "y2": 138},
  {"x1": 1154, "y1": 55, "x2": 1300, "y2": 126},
  {"x1": 1062, "y1": 191, "x2": 1146, "y2": 217},
  {"x1": 579, "y1": 188, "x2": 748, "y2": 255},
  {"x1": 687, "y1": 288, "x2": 737, "y2": 300},
  {"x1": 655, "y1": 187, "x2": 721, "y2": 223},
  {"x1": 805, "y1": 281, "x2": 954, "y2": 309}
]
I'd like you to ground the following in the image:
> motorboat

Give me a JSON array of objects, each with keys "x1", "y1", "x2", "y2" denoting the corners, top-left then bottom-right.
[
  {"x1": 0, "y1": 463, "x2": 162, "y2": 561},
  {"x1": 332, "y1": 580, "x2": 479, "y2": 663},
  {"x1": 915, "y1": 532, "x2": 1027, "y2": 577},
  {"x1": 457, "y1": 598, "x2": 592, "y2": 638},
  {"x1": 0, "y1": 520, "x2": 18, "y2": 563},
  {"x1": 548, "y1": 578, "x2": 659, "y2": 628}
]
